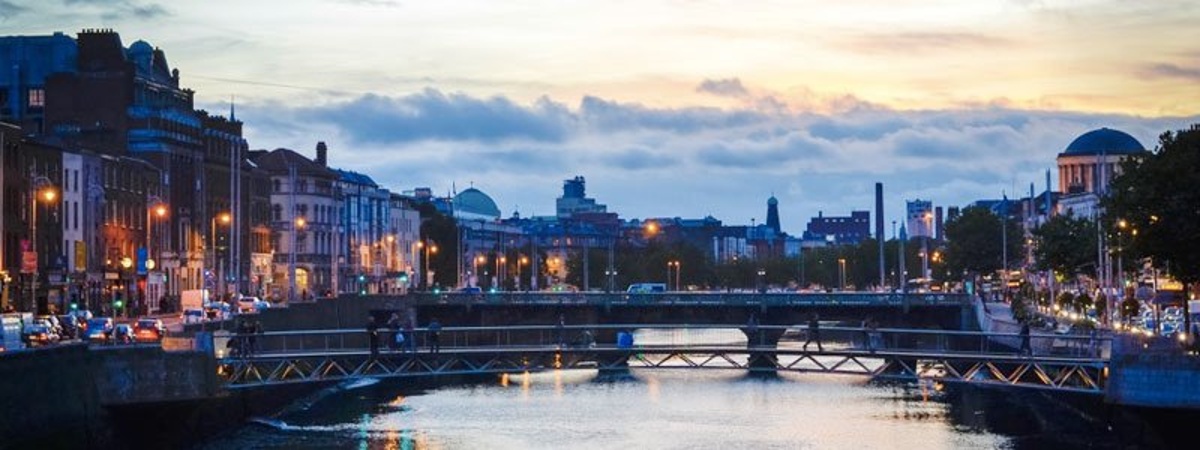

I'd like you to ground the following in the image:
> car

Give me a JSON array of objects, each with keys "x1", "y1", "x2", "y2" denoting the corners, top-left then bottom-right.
[
  {"x1": 237, "y1": 296, "x2": 270, "y2": 314},
  {"x1": 85, "y1": 317, "x2": 115, "y2": 342},
  {"x1": 182, "y1": 308, "x2": 205, "y2": 324},
  {"x1": 133, "y1": 318, "x2": 166, "y2": 343},
  {"x1": 56, "y1": 315, "x2": 80, "y2": 339},
  {"x1": 112, "y1": 324, "x2": 135, "y2": 344},
  {"x1": 21, "y1": 324, "x2": 60, "y2": 347},
  {"x1": 458, "y1": 286, "x2": 483, "y2": 294}
]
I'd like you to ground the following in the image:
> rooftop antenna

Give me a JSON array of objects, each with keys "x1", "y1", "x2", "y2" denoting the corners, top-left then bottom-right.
[{"x1": 229, "y1": 95, "x2": 236, "y2": 121}]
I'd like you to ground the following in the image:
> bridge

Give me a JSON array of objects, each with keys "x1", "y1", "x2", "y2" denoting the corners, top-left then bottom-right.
[
  {"x1": 216, "y1": 324, "x2": 1110, "y2": 395},
  {"x1": 237, "y1": 292, "x2": 977, "y2": 335}
]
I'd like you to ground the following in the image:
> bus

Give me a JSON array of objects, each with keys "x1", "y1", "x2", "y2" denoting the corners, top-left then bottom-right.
[{"x1": 627, "y1": 283, "x2": 667, "y2": 294}]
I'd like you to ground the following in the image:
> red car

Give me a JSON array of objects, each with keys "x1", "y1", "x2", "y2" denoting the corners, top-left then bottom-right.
[{"x1": 133, "y1": 318, "x2": 166, "y2": 343}]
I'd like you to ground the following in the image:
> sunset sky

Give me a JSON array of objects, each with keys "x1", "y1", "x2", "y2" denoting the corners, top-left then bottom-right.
[{"x1": 6, "y1": 0, "x2": 1199, "y2": 234}]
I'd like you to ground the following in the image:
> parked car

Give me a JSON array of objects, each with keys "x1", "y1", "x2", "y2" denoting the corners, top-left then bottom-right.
[
  {"x1": 56, "y1": 315, "x2": 79, "y2": 339},
  {"x1": 133, "y1": 318, "x2": 166, "y2": 343},
  {"x1": 112, "y1": 323, "x2": 135, "y2": 344},
  {"x1": 85, "y1": 317, "x2": 115, "y2": 342},
  {"x1": 182, "y1": 308, "x2": 205, "y2": 324},
  {"x1": 237, "y1": 296, "x2": 270, "y2": 314},
  {"x1": 21, "y1": 324, "x2": 60, "y2": 347}
]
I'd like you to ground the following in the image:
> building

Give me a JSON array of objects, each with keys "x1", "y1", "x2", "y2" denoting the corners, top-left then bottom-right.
[
  {"x1": 250, "y1": 147, "x2": 340, "y2": 301},
  {"x1": 1056, "y1": 128, "x2": 1147, "y2": 218},
  {"x1": 0, "y1": 32, "x2": 76, "y2": 133},
  {"x1": 906, "y1": 200, "x2": 933, "y2": 239},
  {"x1": 556, "y1": 176, "x2": 608, "y2": 220},
  {"x1": 803, "y1": 210, "x2": 870, "y2": 246}
]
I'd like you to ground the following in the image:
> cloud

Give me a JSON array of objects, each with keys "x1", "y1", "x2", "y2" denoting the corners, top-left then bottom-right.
[
  {"x1": 0, "y1": 0, "x2": 28, "y2": 19},
  {"x1": 298, "y1": 89, "x2": 575, "y2": 144},
  {"x1": 237, "y1": 87, "x2": 1198, "y2": 232},
  {"x1": 60, "y1": 0, "x2": 169, "y2": 21},
  {"x1": 697, "y1": 78, "x2": 749, "y2": 98},
  {"x1": 844, "y1": 32, "x2": 1010, "y2": 54},
  {"x1": 1140, "y1": 63, "x2": 1200, "y2": 81},
  {"x1": 129, "y1": 3, "x2": 168, "y2": 19}
]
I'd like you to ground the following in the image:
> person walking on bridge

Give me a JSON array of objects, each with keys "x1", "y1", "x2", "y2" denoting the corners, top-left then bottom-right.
[
  {"x1": 366, "y1": 315, "x2": 380, "y2": 359},
  {"x1": 1019, "y1": 322, "x2": 1032, "y2": 356},
  {"x1": 427, "y1": 318, "x2": 442, "y2": 354},
  {"x1": 803, "y1": 313, "x2": 823, "y2": 352}
]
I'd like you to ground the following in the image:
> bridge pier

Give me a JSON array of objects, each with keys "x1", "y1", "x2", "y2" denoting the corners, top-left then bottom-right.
[{"x1": 743, "y1": 328, "x2": 785, "y2": 371}]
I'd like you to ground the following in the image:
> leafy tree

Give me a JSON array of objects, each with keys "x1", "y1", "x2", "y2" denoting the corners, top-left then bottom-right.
[
  {"x1": 944, "y1": 206, "x2": 1024, "y2": 278},
  {"x1": 1105, "y1": 125, "x2": 1200, "y2": 329},
  {"x1": 415, "y1": 203, "x2": 459, "y2": 289},
  {"x1": 1033, "y1": 215, "x2": 1098, "y2": 279}
]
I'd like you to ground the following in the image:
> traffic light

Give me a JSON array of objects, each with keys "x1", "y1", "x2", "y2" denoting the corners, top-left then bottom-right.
[
  {"x1": 358, "y1": 274, "x2": 366, "y2": 282},
  {"x1": 114, "y1": 299, "x2": 124, "y2": 309}
]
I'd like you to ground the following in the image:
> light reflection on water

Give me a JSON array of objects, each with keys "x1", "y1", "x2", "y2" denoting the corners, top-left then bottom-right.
[{"x1": 204, "y1": 329, "x2": 1015, "y2": 449}]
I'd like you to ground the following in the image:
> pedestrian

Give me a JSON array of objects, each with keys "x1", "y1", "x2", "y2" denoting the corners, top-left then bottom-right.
[
  {"x1": 803, "y1": 313, "x2": 823, "y2": 352},
  {"x1": 556, "y1": 314, "x2": 566, "y2": 349},
  {"x1": 366, "y1": 315, "x2": 380, "y2": 359},
  {"x1": 866, "y1": 317, "x2": 881, "y2": 354},
  {"x1": 250, "y1": 320, "x2": 263, "y2": 356},
  {"x1": 403, "y1": 317, "x2": 416, "y2": 353},
  {"x1": 746, "y1": 313, "x2": 760, "y2": 347},
  {"x1": 1019, "y1": 321, "x2": 1032, "y2": 356},
  {"x1": 428, "y1": 318, "x2": 442, "y2": 354},
  {"x1": 860, "y1": 316, "x2": 871, "y2": 352},
  {"x1": 617, "y1": 329, "x2": 634, "y2": 349},
  {"x1": 387, "y1": 313, "x2": 402, "y2": 351}
]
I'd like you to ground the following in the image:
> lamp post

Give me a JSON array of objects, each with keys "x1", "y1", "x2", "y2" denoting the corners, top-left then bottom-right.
[
  {"x1": 518, "y1": 255, "x2": 529, "y2": 291},
  {"x1": 289, "y1": 216, "x2": 305, "y2": 302},
  {"x1": 667, "y1": 260, "x2": 681, "y2": 291},
  {"x1": 922, "y1": 212, "x2": 932, "y2": 281},
  {"x1": 28, "y1": 177, "x2": 57, "y2": 313},
  {"x1": 144, "y1": 195, "x2": 166, "y2": 314},
  {"x1": 417, "y1": 241, "x2": 437, "y2": 291},
  {"x1": 838, "y1": 258, "x2": 847, "y2": 291},
  {"x1": 497, "y1": 255, "x2": 506, "y2": 290},
  {"x1": 473, "y1": 254, "x2": 486, "y2": 288},
  {"x1": 211, "y1": 212, "x2": 231, "y2": 300}
]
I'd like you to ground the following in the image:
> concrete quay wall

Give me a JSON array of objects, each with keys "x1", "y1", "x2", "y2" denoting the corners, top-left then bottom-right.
[{"x1": 1106, "y1": 336, "x2": 1200, "y2": 410}]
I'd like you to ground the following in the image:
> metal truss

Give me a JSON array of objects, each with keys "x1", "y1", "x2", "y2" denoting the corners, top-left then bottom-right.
[{"x1": 219, "y1": 346, "x2": 1106, "y2": 394}]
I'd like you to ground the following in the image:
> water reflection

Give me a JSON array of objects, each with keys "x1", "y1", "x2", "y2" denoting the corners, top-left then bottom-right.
[{"x1": 201, "y1": 327, "x2": 1128, "y2": 449}]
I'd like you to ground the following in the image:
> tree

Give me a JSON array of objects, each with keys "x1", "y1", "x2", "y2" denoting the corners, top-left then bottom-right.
[
  {"x1": 1033, "y1": 215, "x2": 1097, "y2": 279},
  {"x1": 1105, "y1": 124, "x2": 1200, "y2": 331},
  {"x1": 415, "y1": 203, "x2": 459, "y2": 289},
  {"x1": 944, "y1": 207, "x2": 1024, "y2": 278}
]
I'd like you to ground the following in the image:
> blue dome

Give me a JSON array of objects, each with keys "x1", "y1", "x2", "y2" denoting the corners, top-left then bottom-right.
[
  {"x1": 453, "y1": 188, "x2": 501, "y2": 219},
  {"x1": 1062, "y1": 128, "x2": 1145, "y2": 156}
]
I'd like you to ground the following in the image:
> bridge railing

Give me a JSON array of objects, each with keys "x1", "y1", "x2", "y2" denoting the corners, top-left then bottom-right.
[
  {"x1": 219, "y1": 324, "x2": 1108, "y2": 360},
  {"x1": 394, "y1": 292, "x2": 970, "y2": 307}
]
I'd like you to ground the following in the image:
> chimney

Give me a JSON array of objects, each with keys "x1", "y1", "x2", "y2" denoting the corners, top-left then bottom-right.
[{"x1": 316, "y1": 142, "x2": 327, "y2": 166}]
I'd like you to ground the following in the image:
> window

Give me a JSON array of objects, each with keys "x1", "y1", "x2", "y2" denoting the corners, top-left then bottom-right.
[
  {"x1": 74, "y1": 201, "x2": 79, "y2": 230},
  {"x1": 273, "y1": 204, "x2": 282, "y2": 221},
  {"x1": 27, "y1": 88, "x2": 45, "y2": 108},
  {"x1": 273, "y1": 179, "x2": 280, "y2": 193}
]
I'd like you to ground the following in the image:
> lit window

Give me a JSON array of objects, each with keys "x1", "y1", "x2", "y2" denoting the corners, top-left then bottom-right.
[{"x1": 28, "y1": 88, "x2": 45, "y2": 108}]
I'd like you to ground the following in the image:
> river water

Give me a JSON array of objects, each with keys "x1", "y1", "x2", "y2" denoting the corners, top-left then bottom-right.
[{"x1": 201, "y1": 330, "x2": 1133, "y2": 449}]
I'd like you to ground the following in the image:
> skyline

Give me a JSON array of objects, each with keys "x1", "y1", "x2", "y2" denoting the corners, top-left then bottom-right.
[{"x1": 5, "y1": 0, "x2": 1200, "y2": 235}]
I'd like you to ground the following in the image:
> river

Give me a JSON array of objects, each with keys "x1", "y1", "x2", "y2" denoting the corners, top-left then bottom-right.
[{"x1": 199, "y1": 329, "x2": 1135, "y2": 449}]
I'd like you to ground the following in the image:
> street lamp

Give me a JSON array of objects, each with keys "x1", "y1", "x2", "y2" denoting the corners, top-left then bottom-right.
[
  {"x1": 922, "y1": 212, "x2": 932, "y2": 281},
  {"x1": 838, "y1": 258, "x2": 847, "y2": 291},
  {"x1": 497, "y1": 255, "x2": 506, "y2": 290},
  {"x1": 667, "y1": 260, "x2": 681, "y2": 291},
  {"x1": 27, "y1": 176, "x2": 56, "y2": 313},
  {"x1": 288, "y1": 216, "x2": 305, "y2": 302},
  {"x1": 474, "y1": 254, "x2": 486, "y2": 288},
  {"x1": 518, "y1": 255, "x2": 529, "y2": 291},
  {"x1": 417, "y1": 241, "x2": 437, "y2": 291},
  {"x1": 211, "y1": 212, "x2": 232, "y2": 299}
]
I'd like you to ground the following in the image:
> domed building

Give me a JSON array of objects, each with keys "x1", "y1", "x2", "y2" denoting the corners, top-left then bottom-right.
[
  {"x1": 1057, "y1": 127, "x2": 1146, "y2": 195},
  {"x1": 1056, "y1": 127, "x2": 1147, "y2": 217},
  {"x1": 453, "y1": 187, "x2": 502, "y2": 221}
]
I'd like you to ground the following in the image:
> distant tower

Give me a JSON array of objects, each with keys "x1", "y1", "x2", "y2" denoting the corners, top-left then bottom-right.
[
  {"x1": 875, "y1": 183, "x2": 884, "y2": 287},
  {"x1": 766, "y1": 195, "x2": 780, "y2": 232}
]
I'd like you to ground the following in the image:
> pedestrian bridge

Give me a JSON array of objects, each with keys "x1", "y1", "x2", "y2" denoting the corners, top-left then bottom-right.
[{"x1": 216, "y1": 324, "x2": 1109, "y2": 395}]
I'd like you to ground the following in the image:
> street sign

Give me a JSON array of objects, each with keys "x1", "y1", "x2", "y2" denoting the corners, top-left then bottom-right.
[{"x1": 74, "y1": 241, "x2": 87, "y2": 272}]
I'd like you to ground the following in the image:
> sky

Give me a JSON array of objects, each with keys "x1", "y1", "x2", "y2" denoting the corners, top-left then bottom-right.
[{"x1": 5, "y1": 0, "x2": 1200, "y2": 236}]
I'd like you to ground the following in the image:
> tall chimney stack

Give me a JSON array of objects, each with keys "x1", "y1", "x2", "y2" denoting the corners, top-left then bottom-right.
[{"x1": 316, "y1": 141, "x2": 328, "y2": 167}]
